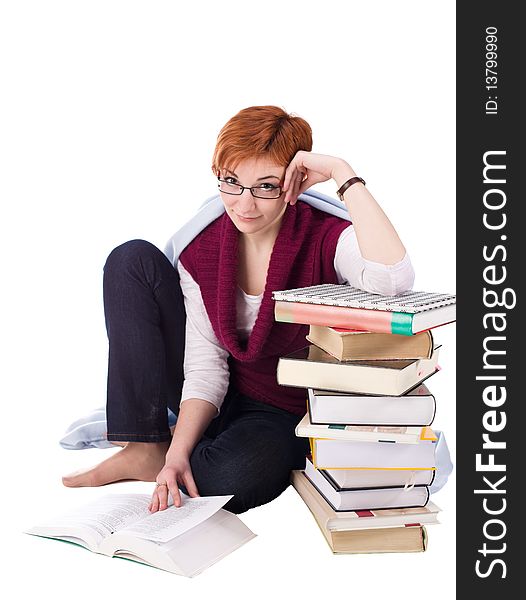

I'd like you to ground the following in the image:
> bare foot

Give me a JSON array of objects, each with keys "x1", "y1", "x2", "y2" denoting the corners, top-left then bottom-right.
[{"x1": 62, "y1": 441, "x2": 171, "y2": 488}]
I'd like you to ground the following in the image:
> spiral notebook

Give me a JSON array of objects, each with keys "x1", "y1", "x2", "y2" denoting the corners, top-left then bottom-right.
[
  {"x1": 272, "y1": 285, "x2": 456, "y2": 335},
  {"x1": 272, "y1": 285, "x2": 456, "y2": 312}
]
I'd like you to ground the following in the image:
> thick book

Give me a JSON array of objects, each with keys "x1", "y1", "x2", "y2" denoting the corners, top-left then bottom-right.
[
  {"x1": 291, "y1": 471, "x2": 429, "y2": 554},
  {"x1": 307, "y1": 383, "x2": 436, "y2": 427},
  {"x1": 306, "y1": 325, "x2": 434, "y2": 360},
  {"x1": 310, "y1": 432, "x2": 437, "y2": 470},
  {"x1": 277, "y1": 344, "x2": 440, "y2": 396},
  {"x1": 24, "y1": 493, "x2": 256, "y2": 577},
  {"x1": 318, "y1": 465, "x2": 435, "y2": 490},
  {"x1": 296, "y1": 412, "x2": 435, "y2": 445},
  {"x1": 273, "y1": 284, "x2": 456, "y2": 335},
  {"x1": 304, "y1": 457, "x2": 431, "y2": 511}
]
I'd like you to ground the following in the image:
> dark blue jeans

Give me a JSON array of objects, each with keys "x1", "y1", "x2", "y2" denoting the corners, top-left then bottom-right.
[{"x1": 103, "y1": 239, "x2": 309, "y2": 513}]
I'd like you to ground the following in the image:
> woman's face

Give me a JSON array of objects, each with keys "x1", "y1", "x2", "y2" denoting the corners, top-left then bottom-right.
[{"x1": 218, "y1": 157, "x2": 289, "y2": 237}]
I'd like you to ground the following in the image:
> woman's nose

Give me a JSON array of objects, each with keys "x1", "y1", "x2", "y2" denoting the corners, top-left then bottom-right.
[{"x1": 237, "y1": 188, "x2": 256, "y2": 208}]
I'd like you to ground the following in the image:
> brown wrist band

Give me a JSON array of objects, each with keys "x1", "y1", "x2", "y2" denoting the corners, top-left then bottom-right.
[{"x1": 336, "y1": 176, "x2": 366, "y2": 201}]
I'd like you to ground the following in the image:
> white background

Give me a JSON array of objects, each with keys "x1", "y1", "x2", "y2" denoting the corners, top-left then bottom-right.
[{"x1": 1, "y1": 0, "x2": 456, "y2": 596}]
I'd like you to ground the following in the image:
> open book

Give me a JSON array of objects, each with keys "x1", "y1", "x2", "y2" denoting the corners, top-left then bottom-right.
[{"x1": 24, "y1": 493, "x2": 256, "y2": 577}]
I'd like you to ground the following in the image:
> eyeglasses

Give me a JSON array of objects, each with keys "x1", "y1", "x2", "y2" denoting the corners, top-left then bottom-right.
[{"x1": 217, "y1": 177, "x2": 283, "y2": 199}]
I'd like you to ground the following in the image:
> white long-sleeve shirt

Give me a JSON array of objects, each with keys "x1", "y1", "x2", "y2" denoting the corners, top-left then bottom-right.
[{"x1": 177, "y1": 224, "x2": 415, "y2": 414}]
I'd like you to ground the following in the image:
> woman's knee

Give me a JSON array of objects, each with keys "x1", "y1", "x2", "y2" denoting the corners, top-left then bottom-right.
[
  {"x1": 189, "y1": 445, "x2": 296, "y2": 514},
  {"x1": 104, "y1": 239, "x2": 162, "y2": 273},
  {"x1": 226, "y1": 477, "x2": 290, "y2": 514}
]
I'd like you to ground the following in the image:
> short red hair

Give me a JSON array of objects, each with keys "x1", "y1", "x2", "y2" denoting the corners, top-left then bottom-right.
[{"x1": 211, "y1": 105, "x2": 313, "y2": 175}]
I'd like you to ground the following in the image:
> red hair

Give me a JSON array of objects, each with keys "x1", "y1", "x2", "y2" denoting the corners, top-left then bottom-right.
[{"x1": 211, "y1": 105, "x2": 313, "y2": 175}]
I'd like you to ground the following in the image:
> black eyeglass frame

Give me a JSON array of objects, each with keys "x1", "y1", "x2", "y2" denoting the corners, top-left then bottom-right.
[{"x1": 217, "y1": 177, "x2": 283, "y2": 199}]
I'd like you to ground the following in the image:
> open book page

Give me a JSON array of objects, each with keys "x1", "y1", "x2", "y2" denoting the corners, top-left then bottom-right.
[
  {"x1": 33, "y1": 494, "x2": 152, "y2": 547},
  {"x1": 120, "y1": 495, "x2": 233, "y2": 543},
  {"x1": 25, "y1": 494, "x2": 153, "y2": 552}
]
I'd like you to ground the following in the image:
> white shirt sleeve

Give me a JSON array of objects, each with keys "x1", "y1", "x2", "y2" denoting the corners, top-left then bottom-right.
[
  {"x1": 177, "y1": 261, "x2": 230, "y2": 415},
  {"x1": 333, "y1": 225, "x2": 415, "y2": 295}
]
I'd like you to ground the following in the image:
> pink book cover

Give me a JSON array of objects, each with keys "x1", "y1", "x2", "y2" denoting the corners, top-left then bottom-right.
[{"x1": 275, "y1": 301, "x2": 395, "y2": 334}]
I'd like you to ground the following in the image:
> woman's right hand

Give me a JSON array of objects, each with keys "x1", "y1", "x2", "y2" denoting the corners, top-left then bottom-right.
[
  {"x1": 149, "y1": 398, "x2": 216, "y2": 512},
  {"x1": 148, "y1": 455, "x2": 200, "y2": 512}
]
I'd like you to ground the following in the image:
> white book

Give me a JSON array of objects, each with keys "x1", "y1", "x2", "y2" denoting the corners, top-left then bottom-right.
[
  {"x1": 308, "y1": 384, "x2": 436, "y2": 427},
  {"x1": 311, "y1": 436, "x2": 437, "y2": 470},
  {"x1": 296, "y1": 412, "x2": 434, "y2": 445},
  {"x1": 277, "y1": 345, "x2": 440, "y2": 396},
  {"x1": 320, "y1": 467, "x2": 435, "y2": 490},
  {"x1": 304, "y1": 458, "x2": 430, "y2": 511},
  {"x1": 24, "y1": 493, "x2": 256, "y2": 577}
]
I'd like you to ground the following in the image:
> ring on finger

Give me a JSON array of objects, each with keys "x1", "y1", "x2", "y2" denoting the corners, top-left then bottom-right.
[{"x1": 155, "y1": 482, "x2": 168, "y2": 488}]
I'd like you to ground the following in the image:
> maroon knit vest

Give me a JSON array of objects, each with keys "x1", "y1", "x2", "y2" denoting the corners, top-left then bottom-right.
[{"x1": 179, "y1": 201, "x2": 351, "y2": 415}]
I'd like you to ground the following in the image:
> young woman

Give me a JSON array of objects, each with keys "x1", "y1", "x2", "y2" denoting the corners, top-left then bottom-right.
[{"x1": 62, "y1": 105, "x2": 415, "y2": 514}]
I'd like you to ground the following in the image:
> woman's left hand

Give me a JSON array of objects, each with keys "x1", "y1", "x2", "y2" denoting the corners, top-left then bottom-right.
[{"x1": 282, "y1": 151, "x2": 354, "y2": 205}]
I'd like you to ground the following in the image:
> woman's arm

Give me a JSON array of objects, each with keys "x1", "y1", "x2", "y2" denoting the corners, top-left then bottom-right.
[
  {"x1": 150, "y1": 399, "x2": 215, "y2": 512},
  {"x1": 282, "y1": 151, "x2": 408, "y2": 265},
  {"x1": 150, "y1": 262, "x2": 231, "y2": 512},
  {"x1": 331, "y1": 160, "x2": 406, "y2": 265},
  {"x1": 334, "y1": 225, "x2": 415, "y2": 295},
  {"x1": 177, "y1": 261, "x2": 230, "y2": 413},
  {"x1": 166, "y1": 398, "x2": 217, "y2": 460}
]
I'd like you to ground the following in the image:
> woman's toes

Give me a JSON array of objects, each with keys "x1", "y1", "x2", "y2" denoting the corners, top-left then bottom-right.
[{"x1": 62, "y1": 468, "x2": 96, "y2": 488}]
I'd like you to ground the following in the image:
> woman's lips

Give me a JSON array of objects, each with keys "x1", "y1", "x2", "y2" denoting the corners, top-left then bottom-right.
[{"x1": 236, "y1": 214, "x2": 261, "y2": 221}]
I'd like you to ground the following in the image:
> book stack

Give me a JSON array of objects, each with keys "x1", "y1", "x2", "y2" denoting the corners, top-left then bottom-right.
[{"x1": 272, "y1": 284, "x2": 456, "y2": 554}]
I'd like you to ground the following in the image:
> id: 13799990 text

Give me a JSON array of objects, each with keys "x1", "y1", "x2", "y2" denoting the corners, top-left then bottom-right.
[{"x1": 485, "y1": 26, "x2": 498, "y2": 115}]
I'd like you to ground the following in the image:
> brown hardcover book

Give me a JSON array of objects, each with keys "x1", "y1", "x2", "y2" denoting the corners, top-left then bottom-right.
[
  {"x1": 291, "y1": 470, "x2": 428, "y2": 554},
  {"x1": 307, "y1": 326, "x2": 434, "y2": 361}
]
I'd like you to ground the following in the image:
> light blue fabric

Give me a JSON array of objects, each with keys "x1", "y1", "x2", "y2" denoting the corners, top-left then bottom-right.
[
  {"x1": 428, "y1": 430, "x2": 454, "y2": 494},
  {"x1": 59, "y1": 407, "x2": 178, "y2": 450}
]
